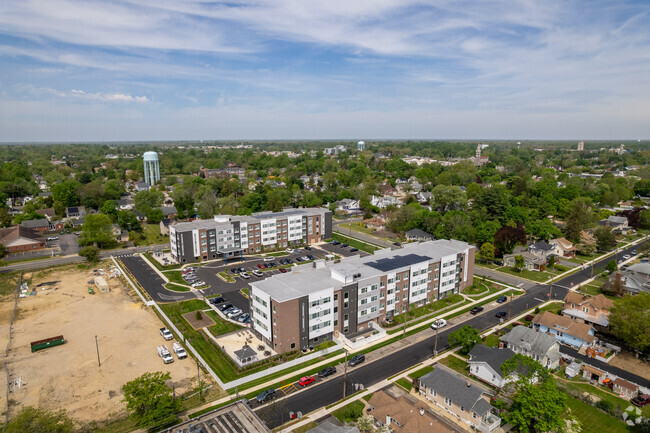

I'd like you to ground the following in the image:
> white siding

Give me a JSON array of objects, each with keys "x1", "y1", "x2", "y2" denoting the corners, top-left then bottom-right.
[
  {"x1": 308, "y1": 288, "x2": 334, "y2": 339},
  {"x1": 251, "y1": 286, "x2": 272, "y2": 341}
]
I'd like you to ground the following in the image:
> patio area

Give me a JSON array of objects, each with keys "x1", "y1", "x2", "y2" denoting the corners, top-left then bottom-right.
[
  {"x1": 151, "y1": 250, "x2": 178, "y2": 266},
  {"x1": 213, "y1": 328, "x2": 277, "y2": 367}
]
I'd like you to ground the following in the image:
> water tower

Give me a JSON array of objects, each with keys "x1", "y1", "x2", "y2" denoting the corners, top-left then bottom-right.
[
  {"x1": 143, "y1": 151, "x2": 160, "y2": 186},
  {"x1": 357, "y1": 141, "x2": 365, "y2": 151}
]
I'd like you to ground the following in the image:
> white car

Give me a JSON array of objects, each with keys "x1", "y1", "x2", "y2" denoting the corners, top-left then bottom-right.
[
  {"x1": 191, "y1": 281, "x2": 205, "y2": 288},
  {"x1": 430, "y1": 319, "x2": 447, "y2": 330},
  {"x1": 46, "y1": 236, "x2": 59, "y2": 241},
  {"x1": 226, "y1": 308, "x2": 242, "y2": 318},
  {"x1": 240, "y1": 272, "x2": 250, "y2": 279},
  {"x1": 623, "y1": 255, "x2": 631, "y2": 260},
  {"x1": 252, "y1": 270, "x2": 263, "y2": 277}
]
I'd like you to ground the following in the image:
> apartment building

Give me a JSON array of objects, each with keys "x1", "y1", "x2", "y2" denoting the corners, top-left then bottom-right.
[
  {"x1": 249, "y1": 240, "x2": 475, "y2": 353},
  {"x1": 169, "y1": 207, "x2": 332, "y2": 263}
]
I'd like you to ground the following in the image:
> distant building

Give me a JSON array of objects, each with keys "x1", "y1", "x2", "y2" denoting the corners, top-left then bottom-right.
[
  {"x1": 0, "y1": 226, "x2": 47, "y2": 253},
  {"x1": 577, "y1": 141, "x2": 584, "y2": 151},
  {"x1": 143, "y1": 151, "x2": 160, "y2": 186},
  {"x1": 357, "y1": 141, "x2": 365, "y2": 151},
  {"x1": 324, "y1": 145, "x2": 347, "y2": 155}
]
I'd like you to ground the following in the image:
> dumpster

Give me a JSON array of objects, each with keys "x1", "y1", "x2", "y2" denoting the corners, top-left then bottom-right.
[{"x1": 30, "y1": 335, "x2": 66, "y2": 352}]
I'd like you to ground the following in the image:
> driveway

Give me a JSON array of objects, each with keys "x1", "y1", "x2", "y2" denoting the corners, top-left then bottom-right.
[
  {"x1": 57, "y1": 233, "x2": 80, "y2": 256},
  {"x1": 119, "y1": 255, "x2": 196, "y2": 303}
]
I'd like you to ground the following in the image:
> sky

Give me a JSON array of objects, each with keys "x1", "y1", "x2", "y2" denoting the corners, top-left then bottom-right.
[{"x1": 1, "y1": 0, "x2": 649, "y2": 142}]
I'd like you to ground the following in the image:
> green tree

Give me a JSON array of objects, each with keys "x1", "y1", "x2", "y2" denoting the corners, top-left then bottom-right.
[
  {"x1": 146, "y1": 208, "x2": 165, "y2": 224},
  {"x1": 564, "y1": 200, "x2": 589, "y2": 243},
  {"x1": 117, "y1": 210, "x2": 142, "y2": 232},
  {"x1": 514, "y1": 255, "x2": 525, "y2": 272},
  {"x1": 594, "y1": 226, "x2": 616, "y2": 251},
  {"x1": 547, "y1": 255, "x2": 555, "y2": 269},
  {"x1": 479, "y1": 242, "x2": 495, "y2": 263},
  {"x1": 0, "y1": 242, "x2": 6, "y2": 258},
  {"x1": 605, "y1": 259, "x2": 618, "y2": 273},
  {"x1": 122, "y1": 371, "x2": 181, "y2": 429},
  {"x1": 6, "y1": 406, "x2": 74, "y2": 433},
  {"x1": 79, "y1": 246, "x2": 100, "y2": 263},
  {"x1": 355, "y1": 415, "x2": 374, "y2": 433},
  {"x1": 640, "y1": 209, "x2": 650, "y2": 229},
  {"x1": 494, "y1": 225, "x2": 526, "y2": 255},
  {"x1": 448, "y1": 325, "x2": 481, "y2": 355},
  {"x1": 134, "y1": 189, "x2": 164, "y2": 213},
  {"x1": 79, "y1": 213, "x2": 115, "y2": 248},
  {"x1": 609, "y1": 293, "x2": 650, "y2": 353},
  {"x1": 430, "y1": 185, "x2": 467, "y2": 212}
]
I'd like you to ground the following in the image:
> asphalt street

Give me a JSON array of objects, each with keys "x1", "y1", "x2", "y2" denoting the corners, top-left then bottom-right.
[{"x1": 119, "y1": 255, "x2": 196, "y2": 303}]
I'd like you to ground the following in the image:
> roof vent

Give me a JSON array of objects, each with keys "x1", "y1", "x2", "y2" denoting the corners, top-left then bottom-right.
[{"x1": 419, "y1": 408, "x2": 425, "y2": 416}]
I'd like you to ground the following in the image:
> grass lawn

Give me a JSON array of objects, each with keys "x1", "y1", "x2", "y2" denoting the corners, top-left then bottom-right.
[
  {"x1": 331, "y1": 400, "x2": 365, "y2": 424},
  {"x1": 558, "y1": 380, "x2": 650, "y2": 418},
  {"x1": 165, "y1": 282, "x2": 191, "y2": 292},
  {"x1": 331, "y1": 233, "x2": 380, "y2": 253},
  {"x1": 495, "y1": 266, "x2": 554, "y2": 282},
  {"x1": 475, "y1": 262, "x2": 500, "y2": 270},
  {"x1": 464, "y1": 283, "x2": 488, "y2": 296},
  {"x1": 535, "y1": 302, "x2": 563, "y2": 315},
  {"x1": 388, "y1": 294, "x2": 464, "y2": 327},
  {"x1": 581, "y1": 279, "x2": 605, "y2": 296},
  {"x1": 483, "y1": 334, "x2": 500, "y2": 348},
  {"x1": 395, "y1": 377, "x2": 413, "y2": 392},
  {"x1": 136, "y1": 223, "x2": 167, "y2": 246},
  {"x1": 263, "y1": 251, "x2": 289, "y2": 257},
  {"x1": 291, "y1": 422, "x2": 318, "y2": 433},
  {"x1": 565, "y1": 396, "x2": 628, "y2": 433},
  {"x1": 218, "y1": 271, "x2": 235, "y2": 282},
  {"x1": 164, "y1": 270, "x2": 186, "y2": 284},
  {"x1": 205, "y1": 310, "x2": 243, "y2": 336},
  {"x1": 439, "y1": 355, "x2": 468, "y2": 375},
  {"x1": 408, "y1": 365, "x2": 434, "y2": 380},
  {"x1": 339, "y1": 222, "x2": 376, "y2": 236}
]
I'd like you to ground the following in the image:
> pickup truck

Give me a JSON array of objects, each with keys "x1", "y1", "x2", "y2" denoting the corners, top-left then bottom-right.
[
  {"x1": 160, "y1": 327, "x2": 173, "y2": 340},
  {"x1": 157, "y1": 345, "x2": 174, "y2": 364},
  {"x1": 173, "y1": 342, "x2": 188, "y2": 359}
]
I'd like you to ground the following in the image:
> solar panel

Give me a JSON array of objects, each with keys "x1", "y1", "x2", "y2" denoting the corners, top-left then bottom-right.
[{"x1": 365, "y1": 253, "x2": 431, "y2": 272}]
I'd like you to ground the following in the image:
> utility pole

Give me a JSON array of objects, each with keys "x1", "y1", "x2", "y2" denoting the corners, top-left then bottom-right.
[
  {"x1": 95, "y1": 335, "x2": 101, "y2": 367},
  {"x1": 343, "y1": 351, "x2": 348, "y2": 399},
  {"x1": 433, "y1": 324, "x2": 439, "y2": 357}
]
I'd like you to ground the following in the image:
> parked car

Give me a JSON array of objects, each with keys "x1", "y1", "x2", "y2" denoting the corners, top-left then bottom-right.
[
  {"x1": 157, "y1": 345, "x2": 174, "y2": 364},
  {"x1": 257, "y1": 263, "x2": 266, "y2": 269},
  {"x1": 217, "y1": 303, "x2": 233, "y2": 311},
  {"x1": 393, "y1": 242, "x2": 402, "y2": 246},
  {"x1": 298, "y1": 376, "x2": 316, "y2": 387},
  {"x1": 252, "y1": 270, "x2": 263, "y2": 277},
  {"x1": 496, "y1": 295, "x2": 508, "y2": 303},
  {"x1": 209, "y1": 296, "x2": 225, "y2": 304},
  {"x1": 236, "y1": 313, "x2": 250, "y2": 323},
  {"x1": 632, "y1": 395, "x2": 650, "y2": 407},
  {"x1": 285, "y1": 258, "x2": 293, "y2": 264},
  {"x1": 286, "y1": 248, "x2": 295, "y2": 253},
  {"x1": 304, "y1": 246, "x2": 312, "y2": 250},
  {"x1": 191, "y1": 281, "x2": 205, "y2": 288},
  {"x1": 349, "y1": 248, "x2": 359, "y2": 252},
  {"x1": 341, "y1": 243, "x2": 349, "y2": 248},
  {"x1": 231, "y1": 267, "x2": 240, "y2": 274},
  {"x1": 470, "y1": 306, "x2": 484, "y2": 315},
  {"x1": 306, "y1": 254, "x2": 315, "y2": 260},
  {"x1": 46, "y1": 236, "x2": 59, "y2": 241},
  {"x1": 256, "y1": 388, "x2": 276, "y2": 403},
  {"x1": 263, "y1": 257, "x2": 274, "y2": 262},
  {"x1": 295, "y1": 257, "x2": 304, "y2": 262},
  {"x1": 318, "y1": 366, "x2": 337, "y2": 378},
  {"x1": 240, "y1": 272, "x2": 250, "y2": 279},
  {"x1": 430, "y1": 319, "x2": 447, "y2": 329},
  {"x1": 330, "y1": 240, "x2": 341, "y2": 245},
  {"x1": 349, "y1": 354, "x2": 365, "y2": 367},
  {"x1": 159, "y1": 328, "x2": 173, "y2": 340},
  {"x1": 226, "y1": 308, "x2": 242, "y2": 319},
  {"x1": 623, "y1": 254, "x2": 631, "y2": 260},
  {"x1": 268, "y1": 262, "x2": 278, "y2": 268},
  {"x1": 239, "y1": 267, "x2": 247, "y2": 273},
  {"x1": 279, "y1": 268, "x2": 288, "y2": 273},
  {"x1": 631, "y1": 249, "x2": 638, "y2": 255},
  {"x1": 495, "y1": 311, "x2": 507, "y2": 318},
  {"x1": 172, "y1": 342, "x2": 187, "y2": 359},
  {"x1": 279, "y1": 258, "x2": 287, "y2": 265}
]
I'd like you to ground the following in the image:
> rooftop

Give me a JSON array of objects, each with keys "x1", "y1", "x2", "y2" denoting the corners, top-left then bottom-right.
[
  {"x1": 161, "y1": 400, "x2": 270, "y2": 433},
  {"x1": 532, "y1": 311, "x2": 595, "y2": 343},
  {"x1": 419, "y1": 366, "x2": 491, "y2": 416},
  {"x1": 499, "y1": 325, "x2": 559, "y2": 359}
]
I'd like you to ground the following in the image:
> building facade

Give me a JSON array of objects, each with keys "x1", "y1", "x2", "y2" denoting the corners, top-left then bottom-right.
[
  {"x1": 169, "y1": 207, "x2": 332, "y2": 263},
  {"x1": 249, "y1": 240, "x2": 475, "y2": 353}
]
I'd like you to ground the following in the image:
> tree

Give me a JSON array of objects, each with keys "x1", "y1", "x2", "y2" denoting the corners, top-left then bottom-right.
[
  {"x1": 117, "y1": 210, "x2": 142, "y2": 232},
  {"x1": 479, "y1": 242, "x2": 495, "y2": 263},
  {"x1": 494, "y1": 225, "x2": 526, "y2": 255},
  {"x1": 79, "y1": 213, "x2": 115, "y2": 248},
  {"x1": 134, "y1": 189, "x2": 164, "y2": 213},
  {"x1": 146, "y1": 208, "x2": 165, "y2": 224},
  {"x1": 605, "y1": 260, "x2": 618, "y2": 273},
  {"x1": 122, "y1": 371, "x2": 181, "y2": 429},
  {"x1": 355, "y1": 415, "x2": 374, "y2": 433},
  {"x1": 640, "y1": 209, "x2": 650, "y2": 229},
  {"x1": 430, "y1": 185, "x2": 467, "y2": 212},
  {"x1": 79, "y1": 246, "x2": 100, "y2": 263},
  {"x1": 594, "y1": 226, "x2": 616, "y2": 252},
  {"x1": 609, "y1": 293, "x2": 650, "y2": 353},
  {"x1": 5, "y1": 406, "x2": 74, "y2": 433},
  {"x1": 565, "y1": 200, "x2": 589, "y2": 243},
  {"x1": 547, "y1": 255, "x2": 555, "y2": 269},
  {"x1": 514, "y1": 255, "x2": 525, "y2": 272},
  {"x1": 448, "y1": 325, "x2": 481, "y2": 354},
  {"x1": 0, "y1": 242, "x2": 6, "y2": 259}
]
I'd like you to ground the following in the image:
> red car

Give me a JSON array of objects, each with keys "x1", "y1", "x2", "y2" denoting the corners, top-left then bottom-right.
[
  {"x1": 298, "y1": 376, "x2": 315, "y2": 387},
  {"x1": 257, "y1": 264, "x2": 266, "y2": 269},
  {"x1": 279, "y1": 268, "x2": 288, "y2": 273},
  {"x1": 632, "y1": 395, "x2": 650, "y2": 407}
]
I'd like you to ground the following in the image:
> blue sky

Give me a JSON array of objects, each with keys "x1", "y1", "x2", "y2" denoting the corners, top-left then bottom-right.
[{"x1": 1, "y1": 0, "x2": 649, "y2": 142}]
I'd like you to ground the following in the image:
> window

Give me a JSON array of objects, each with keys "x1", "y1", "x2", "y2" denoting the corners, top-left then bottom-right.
[
  {"x1": 291, "y1": 343, "x2": 296, "y2": 349},
  {"x1": 472, "y1": 412, "x2": 477, "y2": 419},
  {"x1": 444, "y1": 397, "x2": 452, "y2": 407}
]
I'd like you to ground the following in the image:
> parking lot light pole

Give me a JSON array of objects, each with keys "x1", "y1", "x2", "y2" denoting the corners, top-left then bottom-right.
[{"x1": 507, "y1": 290, "x2": 513, "y2": 321}]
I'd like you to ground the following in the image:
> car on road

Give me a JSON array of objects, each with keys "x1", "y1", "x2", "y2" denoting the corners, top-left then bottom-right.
[
  {"x1": 349, "y1": 354, "x2": 365, "y2": 367},
  {"x1": 217, "y1": 303, "x2": 233, "y2": 311},
  {"x1": 430, "y1": 319, "x2": 447, "y2": 329},
  {"x1": 495, "y1": 311, "x2": 507, "y2": 318},
  {"x1": 46, "y1": 236, "x2": 59, "y2": 241},
  {"x1": 631, "y1": 250, "x2": 637, "y2": 255},
  {"x1": 240, "y1": 272, "x2": 250, "y2": 279},
  {"x1": 304, "y1": 246, "x2": 312, "y2": 250},
  {"x1": 252, "y1": 270, "x2": 263, "y2": 277},
  {"x1": 318, "y1": 366, "x2": 336, "y2": 378},
  {"x1": 298, "y1": 376, "x2": 316, "y2": 387},
  {"x1": 279, "y1": 268, "x2": 289, "y2": 273},
  {"x1": 231, "y1": 267, "x2": 240, "y2": 274},
  {"x1": 209, "y1": 296, "x2": 225, "y2": 304},
  {"x1": 623, "y1": 254, "x2": 631, "y2": 260},
  {"x1": 349, "y1": 248, "x2": 359, "y2": 252},
  {"x1": 470, "y1": 306, "x2": 484, "y2": 315},
  {"x1": 496, "y1": 295, "x2": 508, "y2": 303},
  {"x1": 226, "y1": 308, "x2": 242, "y2": 319},
  {"x1": 236, "y1": 313, "x2": 250, "y2": 323},
  {"x1": 330, "y1": 240, "x2": 341, "y2": 245},
  {"x1": 256, "y1": 388, "x2": 276, "y2": 403},
  {"x1": 632, "y1": 395, "x2": 650, "y2": 407}
]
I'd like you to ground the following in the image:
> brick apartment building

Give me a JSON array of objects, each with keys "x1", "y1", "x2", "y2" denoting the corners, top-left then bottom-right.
[
  {"x1": 249, "y1": 240, "x2": 475, "y2": 353},
  {"x1": 169, "y1": 207, "x2": 332, "y2": 263}
]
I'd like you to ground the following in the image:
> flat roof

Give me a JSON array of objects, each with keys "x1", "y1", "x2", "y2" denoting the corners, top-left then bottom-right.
[
  {"x1": 252, "y1": 265, "x2": 339, "y2": 302},
  {"x1": 162, "y1": 400, "x2": 270, "y2": 433}
]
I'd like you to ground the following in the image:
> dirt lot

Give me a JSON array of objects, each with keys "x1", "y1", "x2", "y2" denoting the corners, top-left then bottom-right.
[
  {"x1": 608, "y1": 350, "x2": 650, "y2": 379},
  {"x1": 0, "y1": 264, "x2": 204, "y2": 425}
]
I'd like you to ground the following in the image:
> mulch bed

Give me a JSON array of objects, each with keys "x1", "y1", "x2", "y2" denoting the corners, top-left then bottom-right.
[{"x1": 182, "y1": 310, "x2": 216, "y2": 329}]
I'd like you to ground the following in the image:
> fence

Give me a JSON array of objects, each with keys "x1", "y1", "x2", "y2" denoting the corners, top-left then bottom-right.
[{"x1": 3, "y1": 272, "x2": 22, "y2": 431}]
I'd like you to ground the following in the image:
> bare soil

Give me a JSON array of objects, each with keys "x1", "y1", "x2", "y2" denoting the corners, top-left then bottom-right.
[
  {"x1": 0, "y1": 266, "x2": 203, "y2": 425},
  {"x1": 608, "y1": 350, "x2": 650, "y2": 379}
]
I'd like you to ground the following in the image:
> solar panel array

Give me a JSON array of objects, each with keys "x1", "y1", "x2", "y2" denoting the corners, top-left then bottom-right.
[{"x1": 365, "y1": 253, "x2": 431, "y2": 272}]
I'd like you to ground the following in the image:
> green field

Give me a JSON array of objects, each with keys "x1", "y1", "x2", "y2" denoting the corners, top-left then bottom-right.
[
  {"x1": 408, "y1": 365, "x2": 434, "y2": 380},
  {"x1": 331, "y1": 400, "x2": 365, "y2": 424},
  {"x1": 439, "y1": 355, "x2": 468, "y2": 375},
  {"x1": 135, "y1": 223, "x2": 167, "y2": 246},
  {"x1": 395, "y1": 377, "x2": 413, "y2": 391},
  {"x1": 565, "y1": 397, "x2": 628, "y2": 433},
  {"x1": 165, "y1": 282, "x2": 191, "y2": 292},
  {"x1": 205, "y1": 310, "x2": 243, "y2": 336}
]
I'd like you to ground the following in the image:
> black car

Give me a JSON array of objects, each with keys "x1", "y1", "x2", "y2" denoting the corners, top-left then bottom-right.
[
  {"x1": 318, "y1": 366, "x2": 337, "y2": 378},
  {"x1": 256, "y1": 388, "x2": 276, "y2": 403},
  {"x1": 304, "y1": 246, "x2": 312, "y2": 250},
  {"x1": 295, "y1": 257, "x2": 304, "y2": 262},
  {"x1": 285, "y1": 258, "x2": 293, "y2": 264},
  {"x1": 349, "y1": 354, "x2": 365, "y2": 367},
  {"x1": 341, "y1": 243, "x2": 349, "y2": 248},
  {"x1": 239, "y1": 267, "x2": 247, "y2": 273},
  {"x1": 393, "y1": 242, "x2": 402, "y2": 246},
  {"x1": 349, "y1": 248, "x2": 359, "y2": 252},
  {"x1": 496, "y1": 295, "x2": 508, "y2": 303},
  {"x1": 231, "y1": 268, "x2": 240, "y2": 274},
  {"x1": 330, "y1": 240, "x2": 341, "y2": 245},
  {"x1": 306, "y1": 254, "x2": 315, "y2": 260},
  {"x1": 495, "y1": 311, "x2": 507, "y2": 318},
  {"x1": 279, "y1": 258, "x2": 287, "y2": 265},
  {"x1": 470, "y1": 306, "x2": 484, "y2": 315},
  {"x1": 209, "y1": 296, "x2": 225, "y2": 304},
  {"x1": 217, "y1": 303, "x2": 233, "y2": 311},
  {"x1": 268, "y1": 262, "x2": 278, "y2": 268}
]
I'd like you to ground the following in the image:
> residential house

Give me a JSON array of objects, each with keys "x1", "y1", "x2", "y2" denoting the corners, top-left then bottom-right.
[
  {"x1": 604, "y1": 264, "x2": 650, "y2": 295},
  {"x1": 499, "y1": 325, "x2": 561, "y2": 369},
  {"x1": 116, "y1": 199, "x2": 134, "y2": 210},
  {"x1": 367, "y1": 389, "x2": 456, "y2": 433},
  {"x1": 531, "y1": 311, "x2": 596, "y2": 350},
  {"x1": 419, "y1": 366, "x2": 500, "y2": 433},
  {"x1": 405, "y1": 229, "x2": 434, "y2": 242},
  {"x1": 20, "y1": 219, "x2": 50, "y2": 233},
  {"x1": 306, "y1": 422, "x2": 359, "y2": 433},
  {"x1": 334, "y1": 199, "x2": 361, "y2": 214},
  {"x1": 612, "y1": 378, "x2": 638, "y2": 400},
  {"x1": 598, "y1": 215, "x2": 630, "y2": 234},
  {"x1": 562, "y1": 292, "x2": 614, "y2": 328},
  {"x1": 160, "y1": 219, "x2": 173, "y2": 236},
  {"x1": 379, "y1": 183, "x2": 398, "y2": 196},
  {"x1": 68, "y1": 217, "x2": 85, "y2": 228},
  {"x1": 502, "y1": 251, "x2": 546, "y2": 271},
  {"x1": 135, "y1": 181, "x2": 149, "y2": 192},
  {"x1": 0, "y1": 226, "x2": 47, "y2": 253},
  {"x1": 65, "y1": 206, "x2": 86, "y2": 219},
  {"x1": 162, "y1": 206, "x2": 178, "y2": 219},
  {"x1": 527, "y1": 241, "x2": 560, "y2": 261},
  {"x1": 468, "y1": 345, "x2": 517, "y2": 388},
  {"x1": 370, "y1": 195, "x2": 402, "y2": 209},
  {"x1": 35, "y1": 208, "x2": 56, "y2": 220},
  {"x1": 553, "y1": 237, "x2": 577, "y2": 258},
  {"x1": 416, "y1": 191, "x2": 434, "y2": 205},
  {"x1": 363, "y1": 217, "x2": 386, "y2": 231}
]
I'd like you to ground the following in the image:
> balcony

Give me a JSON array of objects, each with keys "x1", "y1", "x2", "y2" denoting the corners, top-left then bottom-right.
[{"x1": 479, "y1": 412, "x2": 501, "y2": 432}]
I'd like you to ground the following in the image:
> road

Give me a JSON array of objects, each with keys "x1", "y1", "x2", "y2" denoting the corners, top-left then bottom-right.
[
  {"x1": 255, "y1": 239, "x2": 649, "y2": 429},
  {"x1": 119, "y1": 255, "x2": 197, "y2": 303}
]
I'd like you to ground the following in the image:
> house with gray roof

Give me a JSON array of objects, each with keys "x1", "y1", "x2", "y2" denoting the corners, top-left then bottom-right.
[
  {"x1": 468, "y1": 345, "x2": 517, "y2": 388},
  {"x1": 598, "y1": 215, "x2": 630, "y2": 233},
  {"x1": 306, "y1": 421, "x2": 359, "y2": 433},
  {"x1": 405, "y1": 228, "x2": 434, "y2": 242},
  {"x1": 419, "y1": 365, "x2": 500, "y2": 432},
  {"x1": 499, "y1": 326, "x2": 561, "y2": 369},
  {"x1": 233, "y1": 345, "x2": 258, "y2": 367},
  {"x1": 21, "y1": 219, "x2": 49, "y2": 233},
  {"x1": 605, "y1": 264, "x2": 650, "y2": 295}
]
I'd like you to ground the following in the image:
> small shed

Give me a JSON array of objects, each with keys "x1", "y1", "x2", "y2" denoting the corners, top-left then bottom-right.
[
  {"x1": 94, "y1": 276, "x2": 110, "y2": 293},
  {"x1": 612, "y1": 378, "x2": 638, "y2": 399},
  {"x1": 565, "y1": 362, "x2": 581, "y2": 379},
  {"x1": 234, "y1": 345, "x2": 258, "y2": 367}
]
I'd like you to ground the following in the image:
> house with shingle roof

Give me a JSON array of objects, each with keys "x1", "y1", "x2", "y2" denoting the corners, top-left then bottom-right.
[
  {"x1": 553, "y1": 237, "x2": 577, "y2": 258},
  {"x1": 419, "y1": 366, "x2": 500, "y2": 432},
  {"x1": 532, "y1": 311, "x2": 596, "y2": 349},
  {"x1": 499, "y1": 326, "x2": 561, "y2": 369},
  {"x1": 0, "y1": 226, "x2": 46, "y2": 253},
  {"x1": 598, "y1": 215, "x2": 630, "y2": 233},
  {"x1": 468, "y1": 345, "x2": 518, "y2": 388},
  {"x1": 20, "y1": 219, "x2": 49, "y2": 233},
  {"x1": 562, "y1": 293, "x2": 614, "y2": 328},
  {"x1": 605, "y1": 264, "x2": 650, "y2": 295}
]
